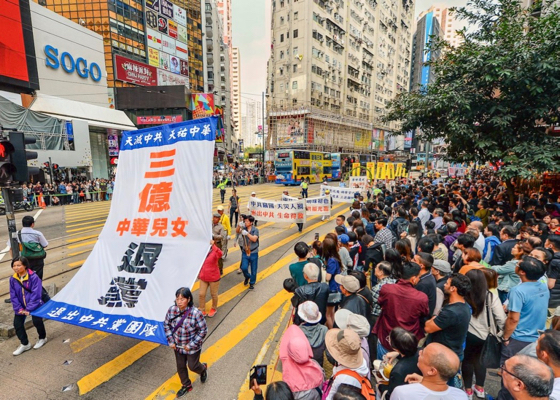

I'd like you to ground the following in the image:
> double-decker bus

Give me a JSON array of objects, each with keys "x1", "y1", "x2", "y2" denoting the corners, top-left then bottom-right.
[
  {"x1": 274, "y1": 150, "x2": 332, "y2": 185},
  {"x1": 331, "y1": 153, "x2": 342, "y2": 180}
]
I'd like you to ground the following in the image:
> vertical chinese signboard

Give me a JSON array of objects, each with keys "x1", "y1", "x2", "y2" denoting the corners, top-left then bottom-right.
[{"x1": 33, "y1": 117, "x2": 218, "y2": 344}]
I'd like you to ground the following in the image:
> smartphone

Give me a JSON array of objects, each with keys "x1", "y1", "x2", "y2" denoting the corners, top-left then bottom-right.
[
  {"x1": 249, "y1": 364, "x2": 267, "y2": 389},
  {"x1": 314, "y1": 232, "x2": 320, "y2": 241}
]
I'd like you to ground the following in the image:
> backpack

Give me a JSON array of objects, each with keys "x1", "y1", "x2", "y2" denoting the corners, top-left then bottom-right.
[
  {"x1": 322, "y1": 369, "x2": 375, "y2": 400},
  {"x1": 18, "y1": 231, "x2": 46, "y2": 260},
  {"x1": 396, "y1": 219, "x2": 410, "y2": 236}
]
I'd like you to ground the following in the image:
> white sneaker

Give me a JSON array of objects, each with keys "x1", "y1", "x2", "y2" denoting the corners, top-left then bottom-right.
[
  {"x1": 13, "y1": 343, "x2": 32, "y2": 356},
  {"x1": 34, "y1": 338, "x2": 47, "y2": 349},
  {"x1": 473, "y1": 386, "x2": 485, "y2": 399}
]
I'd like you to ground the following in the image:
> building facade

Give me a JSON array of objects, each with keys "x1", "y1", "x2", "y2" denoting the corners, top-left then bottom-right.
[
  {"x1": 418, "y1": 4, "x2": 462, "y2": 48},
  {"x1": 410, "y1": 11, "x2": 442, "y2": 91},
  {"x1": 232, "y1": 47, "x2": 241, "y2": 144},
  {"x1": 266, "y1": 0, "x2": 415, "y2": 155}
]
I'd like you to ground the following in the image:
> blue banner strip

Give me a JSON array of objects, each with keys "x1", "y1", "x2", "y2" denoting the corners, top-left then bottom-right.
[{"x1": 32, "y1": 301, "x2": 168, "y2": 345}]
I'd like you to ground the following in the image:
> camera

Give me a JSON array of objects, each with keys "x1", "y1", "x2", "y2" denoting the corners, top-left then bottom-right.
[{"x1": 239, "y1": 221, "x2": 245, "y2": 228}]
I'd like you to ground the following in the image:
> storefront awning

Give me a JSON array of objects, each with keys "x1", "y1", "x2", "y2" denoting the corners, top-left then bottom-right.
[{"x1": 29, "y1": 94, "x2": 137, "y2": 131}]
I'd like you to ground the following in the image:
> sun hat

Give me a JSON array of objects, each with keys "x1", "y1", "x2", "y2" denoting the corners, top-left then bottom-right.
[
  {"x1": 432, "y1": 259, "x2": 452, "y2": 274},
  {"x1": 334, "y1": 274, "x2": 360, "y2": 293},
  {"x1": 333, "y1": 310, "x2": 370, "y2": 339},
  {"x1": 297, "y1": 301, "x2": 322, "y2": 324},
  {"x1": 334, "y1": 309, "x2": 353, "y2": 329},
  {"x1": 325, "y1": 328, "x2": 363, "y2": 369}
]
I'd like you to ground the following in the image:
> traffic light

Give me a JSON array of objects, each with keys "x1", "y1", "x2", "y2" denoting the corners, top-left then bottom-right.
[
  {"x1": 0, "y1": 137, "x2": 16, "y2": 185},
  {"x1": 9, "y1": 131, "x2": 40, "y2": 182}
]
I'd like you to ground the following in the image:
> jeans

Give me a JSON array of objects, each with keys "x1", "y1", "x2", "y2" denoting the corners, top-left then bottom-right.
[
  {"x1": 220, "y1": 189, "x2": 226, "y2": 203},
  {"x1": 498, "y1": 289, "x2": 509, "y2": 304},
  {"x1": 301, "y1": 188, "x2": 308, "y2": 198},
  {"x1": 241, "y1": 252, "x2": 259, "y2": 285},
  {"x1": 14, "y1": 314, "x2": 46, "y2": 345},
  {"x1": 174, "y1": 349, "x2": 205, "y2": 388}
]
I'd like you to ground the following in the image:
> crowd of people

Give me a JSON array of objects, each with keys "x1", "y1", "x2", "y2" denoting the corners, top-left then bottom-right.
[
  {"x1": 19, "y1": 178, "x2": 115, "y2": 206},
  {"x1": 253, "y1": 170, "x2": 560, "y2": 400}
]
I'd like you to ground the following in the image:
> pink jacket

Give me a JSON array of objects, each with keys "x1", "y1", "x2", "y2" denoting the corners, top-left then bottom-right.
[{"x1": 198, "y1": 244, "x2": 223, "y2": 282}]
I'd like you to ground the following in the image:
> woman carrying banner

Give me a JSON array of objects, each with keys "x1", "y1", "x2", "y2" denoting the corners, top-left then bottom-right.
[
  {"x1": 198, "y1": 240, "x2": 222, "y2": 318},
  {"x1": 9, "y1": 256, "x2": 48, "y2": 356},
  {"x1": 164, "y1": 287, "x2": 209, "y2": 398}
]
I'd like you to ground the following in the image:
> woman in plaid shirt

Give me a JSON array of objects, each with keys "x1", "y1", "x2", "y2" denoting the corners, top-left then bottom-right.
[{"x1": 164, "y1": 287, "x2": 208, "y2": 398}]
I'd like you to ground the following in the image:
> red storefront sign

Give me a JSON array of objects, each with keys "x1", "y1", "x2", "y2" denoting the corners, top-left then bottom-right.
[
  {"x1": 114, "y1": 55, "x2": 157, "y2": 86},
  {"x1": 137, "y1": 115, "x2": 183, "y2": 125}
]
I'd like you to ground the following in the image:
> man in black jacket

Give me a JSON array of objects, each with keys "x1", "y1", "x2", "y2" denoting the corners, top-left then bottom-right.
[
  {"x1": 545, "y1": 235, "x2": 560, "y2": 308},
  {"x1": 292, "y1": 263, "x2": 329, "y2": 325},
  {"x1": 335, "y1": 274, "x2": 368, "y2": 320},
  {"x1": 491, "y1": 225, "x2": 519, "y2": 266},
  {"x1": 363, "y1": 234, "x2": 384, "y2": 286},
  {"x1": 414, "y1": 252, "x2": 437, "y2": 316}
]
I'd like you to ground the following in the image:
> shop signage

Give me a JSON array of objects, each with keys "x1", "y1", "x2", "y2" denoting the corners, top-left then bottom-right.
[
  {"x1": 145, "y1": 0, "x2": 159, "y2": 12},
  {"x1": 173, "y1": 5, "x2": 187, "y2": 26},
  {"x1": 158, "y1": 15, "x2": 168, "y2": 34},
  {"x1": 44, "y1": 44, "x2": 102, "y2": 82},
  {"x1": 137, "y1": 115, "x2": 183, "y2": 125},
  {"x1": 157, "y1": 68, "x2": 189, "y2": 87},
  {"x1": 160, "y1": 0, "x2": 173, "y2": 19},
  {"x1": 114, "y1": 55, "x2": 157, "y2": 86},
  {"x1": 107, "y1": 130, "x2": 119, "y2": 156}
]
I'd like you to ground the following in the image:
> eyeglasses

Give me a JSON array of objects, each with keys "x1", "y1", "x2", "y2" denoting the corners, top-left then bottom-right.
[{"x1": 500, "y1": 364, "x2": 525, "y2": 385}]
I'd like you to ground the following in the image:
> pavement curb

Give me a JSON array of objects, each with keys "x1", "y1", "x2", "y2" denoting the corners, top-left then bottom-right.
[{"x1": 0, "y1": 283, "x2": 58, "y2": 339}]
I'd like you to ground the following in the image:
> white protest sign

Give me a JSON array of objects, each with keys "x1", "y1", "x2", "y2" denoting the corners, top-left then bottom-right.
[
  {"x1": 321, "y1": 185, "x2": 356, "y2": 203},
  {"x1": 33, "y1": 118, "x2": 218, "y2": 345},
  {"x1": 282, "y1": 194, "x2": 331, "y2": 216},
  {"x1": 248, "y1": 197, "x2": 306, "y2": 223},
  {"x1": 349, "y1": 176, "x2": 368, "y2": 190}
]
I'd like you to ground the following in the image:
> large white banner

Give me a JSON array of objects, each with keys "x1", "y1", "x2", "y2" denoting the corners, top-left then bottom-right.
[
  {"x1": 320, "y1": 185, "x2": 357, "y2": 203},
  {"x1": 282, "y1": 194, "x2": 331, "y2": 216},
  {"x1": 349, "y1": 176, "x2": 368, "y2": 190},
  {"x1": 33, "y1": 118, "x2": 218, "y2": 345},
  {"x1": 248, "y1": 197, "x2": 307, "y2": 223}
]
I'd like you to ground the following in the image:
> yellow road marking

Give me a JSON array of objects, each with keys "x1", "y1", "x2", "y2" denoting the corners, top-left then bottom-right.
[
  {"x1": 70, "y1": 331, "x2": 111, "y2": 353},
  {"x1": 77, "y1": 342, "x2": 160, "y2": 395},
  {"x1": 66, "y1": 220, "x2": 109, "y2": 229},
  {"x1": 65, "y1": 213, "x2": 110, "y2": 223},
  {"x1": 68, "y1": 240, "x2": 98, "y2": 249},
  {"x1": 68, "y1": 249, "x2": 93, "y2": 258},
  {"x1": 145, "y1": 290, "x2": 292, "y2": 400},
  {"x1": 67, "y1": 234, "x2": 100, "y2": 243},
  {"x1": 237, "y1": 301, "x2": 291, "y2": 400},
  {"x1": 66, "y1": 223, "x2": 105, "y2": 233}
]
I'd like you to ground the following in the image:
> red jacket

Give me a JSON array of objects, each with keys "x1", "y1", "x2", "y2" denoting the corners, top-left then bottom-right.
[{"x1": 198, "y1": 245, "x2": 223, "y2": 282}]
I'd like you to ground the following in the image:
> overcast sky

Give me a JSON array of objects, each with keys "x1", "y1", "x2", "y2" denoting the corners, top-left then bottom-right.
[{"x1": 230, "y1": 0, "x2": 468, "y2": 105}]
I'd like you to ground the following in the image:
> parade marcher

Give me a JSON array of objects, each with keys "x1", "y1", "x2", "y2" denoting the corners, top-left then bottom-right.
[
  {"x1": 9, "y1": 256, "x2": 47, "y2": 356},
  {"x1": 217, "y1": 205, "x2": 231, "y2": 260},
  {"x1": 237, "y1": 215, "x2": 260, "y2": 290},
  {"x1": 248, "y1": 191, "x2": 259, "y2": 226},
  {"x1": 198, "y1": 240, "x2": 223, "y2": 318},
  {"x1": 217, "y1": 177, "x2": 228, "y2": 203},
  {"x1": 9, "y1": 215, "x2": 49, "y2": 280},
  {"x1": 164, "y1": 287, "x2": 208, "y2": 398},
  {"x1": 229, "y1": 188, "x2": 240, "y2": 227},
  {"x1": 211, "y1": 213, "x2": 226, "y2": 275}
]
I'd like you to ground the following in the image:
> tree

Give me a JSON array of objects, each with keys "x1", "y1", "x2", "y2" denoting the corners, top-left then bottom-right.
[
  {"x1": 242, "y1": 146, "x2": 263, "y2": 160},
  {"x1": 383, "y1": 0, "x2": 560, "y2": 202}
]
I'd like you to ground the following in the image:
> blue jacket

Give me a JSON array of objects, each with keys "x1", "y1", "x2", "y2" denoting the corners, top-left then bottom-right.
[
  {"x1": 483, "y1": 236, "x2": 501, "y2": 263},
  {"x1": 9, "y1": 269, "x2": 43, "y2": 314}
]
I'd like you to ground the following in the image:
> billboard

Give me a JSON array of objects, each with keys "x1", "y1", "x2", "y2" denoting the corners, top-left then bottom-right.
[
  {"x1": 354, "y1": 130, "x2": 370, "y2": 149},
  {"x1": 114, "y1": 55, "x2": 157, "y2": 86},
  {"x1": 157, "y1": 68, "x2": 189, "y2": 87},
  {"x1": 0, "y1": 0, "x2": 39, "y2": 91},
  {"x1": 276, "y1": 117, "x2": 306, "y2": 146},
  {"x1": 190, "y1": 94, "x2": 215, "y2": 119},
  {"x1": 137, "y1": 115, "x2": 183, "y2": 125}
]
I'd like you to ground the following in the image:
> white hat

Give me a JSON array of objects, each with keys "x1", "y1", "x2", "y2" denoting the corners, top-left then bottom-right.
[
  {"x1": 297, "y1": 301, "x2": 322, "y2": 324},
  {"x1": 251, "y1": 191, "x2": 256, "y2": 195}
]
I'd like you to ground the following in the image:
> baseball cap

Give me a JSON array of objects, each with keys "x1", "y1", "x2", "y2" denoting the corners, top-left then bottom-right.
[
  {"x1": 338, "y1": 234, "x2": 350, "y2": 244},
  {"x1": 217, "y1": 205, "x2": 224, "y2": 211},
  {"x1": 251, "y1": 191, "x2": 256, "y2": 195},
  {"x1": 334, "y1": 275, "x2": 360, "y2": 293},
  {"x1": 213, "y1": 212, "x2": 221, "y2": 218},
  {"x1": 432, "y1": 259, "x2": 451, "y2": 274}
]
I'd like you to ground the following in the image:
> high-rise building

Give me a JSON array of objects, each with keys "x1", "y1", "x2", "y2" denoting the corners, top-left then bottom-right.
[
  {"x1": 410, "y1": 11, "x2": 442, "y2": 91},
  {"x1": 418, "y1": 4, "x2": 462, "y2": 48},
  {"x1": 232, "y1": 47, "x2": 241, "y2": 142},
  {"x1": 33, "y1": 0, "x2": 204, "y2": 94},
  {"x1": 216, "y1": 0, "x2": 232, "y2": 46},
  {"x1": 241, "y1": 99, "x2": 259, "y2": 149},
  {"x1": 266, "y1": 0, "x2": 415, "y2": 154}
]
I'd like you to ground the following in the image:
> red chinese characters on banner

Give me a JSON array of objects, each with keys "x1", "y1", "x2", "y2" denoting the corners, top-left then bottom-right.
[{"x1": 116, "y1": 148, "x2": 189, "y2": 237}]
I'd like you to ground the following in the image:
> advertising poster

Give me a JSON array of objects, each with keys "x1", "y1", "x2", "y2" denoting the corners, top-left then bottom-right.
[
  {"x1": 148, "y1": 48, "x2": 159, "y2": 67},
  {"x1": 145, "y1": 0, "x2": 160, "y2": 12},
  {"x1": 114, "y1": 55, "x2": 157, "y2": 86},
  {"x1": 354, "y1": 130, "x2": 370, "y2": 149},
  {"x1": 190, "y1": 94, "x2": 215, "y2": 119},
  {"x1": 177, "y1": 24, "x2": 187, "y2": 44},
  {"x1": 169, "y1": 55, "x2": 180, "y2": 74},
  {"x1": 107, "y1": 131, "x2": 119, "y2": 157},
  {"x1": 146, "y1": 10, "x2": 158, "y2": 29},
  {"x1": 159, "y1": 52, "x2": 169, "y2": 70},
  {"x1": 160, "y1": 0, "x2": 173, "y2": 19},
  {"x1": 372, "y1": 129, "x2": 386, "y2": 152},
  {"x1": 173, "y1": 4, "x2": 187, "y2": 26},
  {"x1": 176, "y1": 42, "x2": 188, "y2": 60},
  {"x1": 147, "y1": 28, "x2": 162, "y2": 50},
  {"x1": 157, "y1": 68, "x2": 189, "y2": 87},
  {"x1": 161, "y1": 35, "x2": 176, "y2": 55},
  {"x1": 168, "y1": 20, "x2": 177, "y2": 39},
  {"x1": 276, "y1": 117, "x2": 305, "y2": 146},
  {"x1": 180, "y1": 60, "x2": 189, "y2": 76},
  {"x1": 33, "y1": 117, "x2": 218, "y2": 345},
  {"x1": 137, "y1": 115, "x2": 183, "y2": 125},
  {"x1": 157, "y1": 15, "x2": 168, "y2": 34}
]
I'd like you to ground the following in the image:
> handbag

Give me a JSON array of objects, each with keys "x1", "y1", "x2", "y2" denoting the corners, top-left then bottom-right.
[
  {"x1": 14, "y1": 277, "x2": 50, "y2": 304},
  {"x1": 18, "y1": 231, "x2": 47, "y2": 260},
  {"x1": 479, "y1": 291, "x2": 502, "y2": 368},
  {"x1": 327, "y1": 291, "x2": 342, "y2": 305}
]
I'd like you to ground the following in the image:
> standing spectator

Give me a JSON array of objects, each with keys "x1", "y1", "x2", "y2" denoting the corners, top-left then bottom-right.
[
  {"x1": 462, "y1": 269, "x2": 506, "y2": 399},
  {"x1": 418, "y1": 200, "x2": 431, "y2": 230},
  {"x1": 468, "y1": 221, "x2": 486, "y2": 254},
  {"x1": 289, "y1": 242, "x2": 313, "y2": 287},
  {"x1": 99, "y1": 179, "x2": 107, "y2": 201},
  {"x1": 431, "y1": 259, "x2": 451, "y2": 292},
  {"x1": 373, "y1": 218, "x2": 394, "y2": 249},
  {"x1": 490, "y1": 242, "x2": 523, "y2": 303},
  {"x1": 198, "y1": 240, "x2": 222, "y2": 318},
  {"x1": 483, "y1": 223, "x2": 502, "y2": 263},
  {"x1": 211, "y1": 213, "x2": 226, "y2": 275},
  {"x1": 10, "y1": 216, "x2": 48, "y2": 280},
  {"x1": 491, "y1": 226, "x2": 519, "y2": 266},
  {"x1": 535, "y1": 330, "x2": 560, "y2": 399},
  {"x1": 297, "y1": 301, "x2": 328, "y2": 366},
  {"x1": 237, "y1": 215, "x2": 260, "y2": 290},
  {"x1": 432, "y1": 208, "x2": 445, "y2": 231},
  {"x1": 163, "y1": 287, "x2": 208, "y2": 398},
  {"x1": 425, "y1": 273, "x2": 472, "y2": 362},
  {"x1": 293, "y1": 263, "x2": 329, "y2": 326},
  {"x1": 500, "y1": 257, "x2": 549, "y2": 365},
  {"x1": 389, "y1": 343, "x2": 468, "y2": 399},
  {"x1": 323, "y1": 237, "x2": 342, "y2": 329},
  {"x1": 9, "y1": 256, "x2": 47, "y2": 356},
  {"x1": 335, "y1": 310, "x2": 372, "y2": 374},
  {"x1": 335, "y1": 275, "x2": 368, "y2": 319},
  {"x1": 373, "y1": 262, "x2": 429, "y2": 359},
  {"x1": 413, "y1": 252, "x2": 437, "y2": 316},
  {"x1": 443, "y1": 221, "x2": 461, "y2": 253},
  {"x1": 545, "y1": 235, "x2": 560, "y2": 308},
  {"x1": 229, "y1": 188, "x2": 240, "y2": 227},
  {"x1": 58, "y1": 181, "x2": 67, "y2": 205},
  {"x1": 499, "y1": 355, "x2": 554, "y2": 400}
]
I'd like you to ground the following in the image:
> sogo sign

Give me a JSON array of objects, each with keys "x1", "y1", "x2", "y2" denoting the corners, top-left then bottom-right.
[{"x1": 44, "y1": 45, "x2": 102, "y2": 82}]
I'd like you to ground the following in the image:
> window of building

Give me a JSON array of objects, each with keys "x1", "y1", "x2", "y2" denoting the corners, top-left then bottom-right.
[
  {"x1": 292, "y1": 81, "x2": 298, "y2": 89},
  {"x1": 293, "y1": 46, "x2": 299, "y2": 55},
  {"x1": 280, "y1": 33, "x2": 284, "y2": 42},
  {"x1": 293, "y1": 29, "x2": 298, "y2": 38},
  {"x1": 294, "y1": 11, "x2": 298, "y2": 20},
  {"x1": 293, "y1": 64, "x2": 297, "y2": 72},
  {"x1": 280, "y1": 51, "x2": 284, "y2": 59},
  {"x1": 280, "y1": 16, "x2": 284, "y2": 24}
]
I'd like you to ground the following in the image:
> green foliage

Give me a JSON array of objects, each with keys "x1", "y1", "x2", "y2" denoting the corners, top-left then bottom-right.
[
  {"x1": 383, "y1": 0, "x2": 560, "y2": 179},
  {"x1": 242, "y1": 146, "x2": 263, "y2": 159}
]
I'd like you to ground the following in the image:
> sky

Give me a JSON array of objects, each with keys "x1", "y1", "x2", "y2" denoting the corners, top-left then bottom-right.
[{"x1": 230, "y1": 0, "x2": 468, "y2": 105}]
